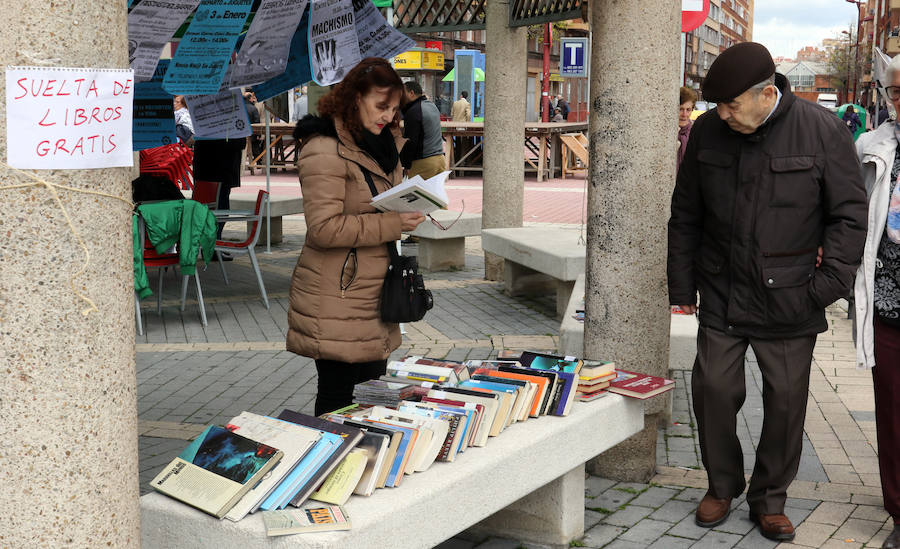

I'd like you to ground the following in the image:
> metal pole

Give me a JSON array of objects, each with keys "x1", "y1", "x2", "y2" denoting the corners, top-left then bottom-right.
[
  {"x1": 264, "y1": 108, "x2": 271, "y2": 253},
  {"x1": 854, "y1": 5, "x2": 861, "y2": 103}
]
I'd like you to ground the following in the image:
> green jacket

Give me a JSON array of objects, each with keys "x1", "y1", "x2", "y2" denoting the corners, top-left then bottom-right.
[{"x1": 133, "y1": 200, "x2": 217, "y2": 298}]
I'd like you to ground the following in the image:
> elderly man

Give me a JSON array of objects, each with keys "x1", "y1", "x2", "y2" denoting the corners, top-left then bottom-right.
[{"x1": 668, "y1": 42, "x2": 866, "y2": 541}]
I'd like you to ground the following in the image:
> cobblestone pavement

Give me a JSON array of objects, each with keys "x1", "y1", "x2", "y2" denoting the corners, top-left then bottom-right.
[{"x1": 137, "y1": 213, "x2": 892, "y2": 548}]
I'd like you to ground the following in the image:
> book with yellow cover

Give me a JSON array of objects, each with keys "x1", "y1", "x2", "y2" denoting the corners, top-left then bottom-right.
[{"x1": 309, "y1": 449, "x2": 368, "y2": 505}]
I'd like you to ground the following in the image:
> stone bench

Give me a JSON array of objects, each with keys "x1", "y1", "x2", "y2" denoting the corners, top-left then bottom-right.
[
  {"x1": 408, "y1": 210, "x2": 482, "y2": 271},
  {"x1": 558, "y1": 273, "x2": 586, "y2": 357},
  {"x1": 140, "y1": 395, "x2": 643, "y2": 549},
  {"x1": 229, "y1": 195, "x2": 303, "y2": 245},
  {"x1": 481, "y1": 227, "x2": 586, "y2": 318}
]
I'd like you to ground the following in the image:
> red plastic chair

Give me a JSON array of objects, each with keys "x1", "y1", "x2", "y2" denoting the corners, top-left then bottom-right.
[
  {"x1": 134, "y1": 214, "x2": 208, "y2": 333},
  {"x1": 191, "y1": 180, "x2": 221, "y2": 210},
  {"x1": 214, "y1": 190, "x2": 269, "y2": 309}
]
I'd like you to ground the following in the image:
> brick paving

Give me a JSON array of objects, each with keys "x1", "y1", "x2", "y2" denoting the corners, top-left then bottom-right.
[{"x1": 136, "y1": 174, "x2": 894, "y2": 548}]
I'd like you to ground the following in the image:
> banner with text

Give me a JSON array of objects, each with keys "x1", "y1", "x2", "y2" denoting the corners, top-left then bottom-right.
[
  {"x1": 6, "y1": 67, "x2": 135, "y2": 169},
  {"x1": 309, "y1": 0, "x2": 360, "y2": 86},
  {"x1": 128, "y1": 0, "x2": 201, "y2": 82},
  {"x1": 185, "y1": 89, "x2": 252, "y2": 139},
  {"x1": 163, "y1": 0, "x2": 254, "y2": 94},
  {"x1": 353, "y1": 0, "x2": 414, "y2": 61},
  {"x1": 252, "y1": 8, "x2": 312, "y2": 101},
  {"x1": 133, "y1": 60, "x2": 177, "y2": 150},
  {"x1": 230, "y1": 0, "x2": 309, "y2": 87}
]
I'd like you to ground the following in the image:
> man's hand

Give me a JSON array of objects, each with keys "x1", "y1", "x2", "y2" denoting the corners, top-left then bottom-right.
[
  {"x1": 399, "y1": 211, "x2": 426, "y2": 232},
  {"x1": 676, "y1": 305, "x2": 697, "y2": 315},
  {"x1": 816, "y1": 246, "x2": 823, "y2": 268}
]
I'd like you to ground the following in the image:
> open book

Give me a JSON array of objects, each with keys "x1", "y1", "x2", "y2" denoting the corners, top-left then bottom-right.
[{"x1": 370, "y1": 171, "x2": 450, "y2": 214}]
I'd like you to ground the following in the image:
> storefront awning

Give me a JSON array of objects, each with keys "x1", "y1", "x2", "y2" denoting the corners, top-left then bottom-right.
[{"x1": 442, "y1": 67, "x2": 485, "y2": 82}]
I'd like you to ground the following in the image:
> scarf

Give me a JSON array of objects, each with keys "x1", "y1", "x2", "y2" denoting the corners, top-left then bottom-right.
[
  {"x1": 889, "y1": 123, "x2": 900, "y2": 244},
  {"x1": 676, "y1": 122, "x2": 692, "y2": 171},
  {"x1": 356, "y1": 128, "x2": 399, "y2": 176}
]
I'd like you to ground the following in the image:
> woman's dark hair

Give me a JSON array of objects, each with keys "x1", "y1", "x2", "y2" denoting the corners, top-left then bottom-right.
[
  {"x1": 679, "y1": 86, "x2": 698, "y2": 107},
  {"x1": 318, "y1": 57, "x2": 406, "y2": 136}
]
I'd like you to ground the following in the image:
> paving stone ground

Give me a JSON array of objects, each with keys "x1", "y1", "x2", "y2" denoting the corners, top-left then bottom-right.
[{"x1": 137, "y1": 197, "x2": 893, "y2": 548}]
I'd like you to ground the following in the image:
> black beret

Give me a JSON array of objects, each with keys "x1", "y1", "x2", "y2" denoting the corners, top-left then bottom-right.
[{"x1": 701, "y1": 42, "x2": 775, "y2": 103}]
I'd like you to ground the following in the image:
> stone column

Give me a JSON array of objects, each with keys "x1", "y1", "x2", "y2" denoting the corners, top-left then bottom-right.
[
  {"x1": 482, "y1": 0, "x2": 527, "y2": 280},
  {"x1": 584, "y1": 0, "x2": 680, "y2": 481},
  {"x1": 1, "y1": 3, "x2": 139, "y2": 547}
]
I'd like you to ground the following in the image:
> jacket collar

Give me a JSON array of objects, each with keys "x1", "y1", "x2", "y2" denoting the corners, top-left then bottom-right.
[
  {"x1": 402, "y1": 95, "x2": 425, "y2": 114},
  {"x1": 334, "y1": 117, "x2": 406, "y2": 178},
  {"x1": 859, "y1": 120, "x2": 897, "y2": 164}
]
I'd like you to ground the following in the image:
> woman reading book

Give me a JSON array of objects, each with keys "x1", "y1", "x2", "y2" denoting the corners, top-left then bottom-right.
[{"x1": 288, "y1": 58, "x2": 425, "y2": 416}]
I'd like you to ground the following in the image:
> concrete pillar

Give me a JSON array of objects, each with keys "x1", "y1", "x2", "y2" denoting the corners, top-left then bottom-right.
[
  {"x1": 482, "y1": 0, "x2": 527, "y2": 280},
  {"x1": 1, "y1": 3, "x2": 139, "y2": 547},
  {"x1": 584, "y1": 0, "x2": 681, "y2": 481}
]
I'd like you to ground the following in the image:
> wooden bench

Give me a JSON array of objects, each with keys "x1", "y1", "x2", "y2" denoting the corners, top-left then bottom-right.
[
  {"x1": 140, "y1": 395, "x2": 643, "y2": 548},
  {"x1": 408, "y1": 210, "x2": 481, "y2": 271},
  {"x1": 228, "y1": 195, "x2": 303, "y2": 245},
  {"x1": 481, "y1": 227, "x2": 586, "y2": 318}
]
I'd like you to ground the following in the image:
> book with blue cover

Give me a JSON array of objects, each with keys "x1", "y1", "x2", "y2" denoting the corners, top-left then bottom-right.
[{"x1": 258, "y1": 431, "x2": 343, "y2": 511}]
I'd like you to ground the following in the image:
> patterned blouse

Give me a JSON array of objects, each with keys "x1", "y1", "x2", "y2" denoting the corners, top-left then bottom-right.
[{"x1": 873, "y1": 144, "x2": 900, "y2": 327}]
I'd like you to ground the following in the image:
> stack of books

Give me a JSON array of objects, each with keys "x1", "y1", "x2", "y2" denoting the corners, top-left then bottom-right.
[
  {"x1": 352, "y1": 379, "x2": 419, "y2": 407},
  {"x1": 148, "y1": 349, "x2": 674, "y2": 534}
]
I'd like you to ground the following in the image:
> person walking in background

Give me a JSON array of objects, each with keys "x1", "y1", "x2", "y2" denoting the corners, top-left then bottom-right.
[
  {"x1": 853, "y1": 54, "x2": 900, "y2": 549},
  {"x1": 668, "y1": 42, "x2": 866, "y2": 542},
  {"x1": 291, "y1": 85, "x2": 309, "y2": 123},
  {"x1": 880, "y1": 104, "x2": 891, "y2": 126},
  {"x1": 288, "y1": 58, "x2": 425, "y2": 416},
  {"x1": 400, "y1": 80, "x2": 445, "y2": 179},
  {"x1": 173, "y1": 95, "x2": 194, "y2": 147},
  {"x1": 451, "y1": 90, "x2": 471, "y2": 122},
  {"x1": 843, "y1": 106, "x2": 862, "y2": 136},
  {"x1": 677, "y1": 86, "x2": 697, "y2": 172}
]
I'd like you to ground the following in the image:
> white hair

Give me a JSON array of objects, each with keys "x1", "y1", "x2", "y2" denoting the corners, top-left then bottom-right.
[{"x1": 886, "y1": 54, "x2": 900, "y2": 86}]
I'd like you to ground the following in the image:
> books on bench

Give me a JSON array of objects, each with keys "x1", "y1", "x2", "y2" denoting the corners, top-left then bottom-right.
[
  {"x1": 370, "y1": 171, "x2": 450, "y2": 214},
  {"x1": 608, "y1": 369, "x2": 675, "y2": 399},
  {"x1": 261, "y1": 504, "x2": 351, "y2": 536}
]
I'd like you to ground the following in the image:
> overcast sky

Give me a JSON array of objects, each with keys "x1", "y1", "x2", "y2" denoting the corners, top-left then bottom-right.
[{"x1": 752, "y1": 0, "x2": 858, "y2": 58}]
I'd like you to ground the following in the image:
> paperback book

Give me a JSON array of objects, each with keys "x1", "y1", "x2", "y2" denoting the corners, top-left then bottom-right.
[
  {"x1": 370, "y1": 171, "x2": 450, "y2": 213},
  {"x1": 261, "y1": 504, "x2": 351, "y2": 536},
  {"x1": 150, "y1": 425, "x2": 283, "y2": 519},
  {"x1": 608, "y1": 369, "x2": 675, "y2": 399}
]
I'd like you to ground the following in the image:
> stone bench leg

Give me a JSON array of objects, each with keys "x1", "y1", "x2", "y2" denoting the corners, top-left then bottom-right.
[
  {"x1": 464, "y1": 465, "x2": 585, "y2": 548},
  {"x1": 247, "y1": 216, "x2": 282, "y2": 245},
  {"x1": 557, "y1": 279, "x2": 576, "y2": 320},
  {"x1": 504, "y1": 261, "x2": 574, "y2": 320},
  {"x1": 419, "y1": 237, "x2": 465, "y2": 271}
]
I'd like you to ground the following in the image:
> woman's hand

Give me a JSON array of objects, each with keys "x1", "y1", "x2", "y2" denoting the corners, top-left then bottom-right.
[{"x1": 399, "y1": 211, "x2": 426, "y2": 232}]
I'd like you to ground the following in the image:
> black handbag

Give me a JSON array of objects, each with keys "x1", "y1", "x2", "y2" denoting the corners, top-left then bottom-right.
[{"x1": 360, "y1": 168, "x2": 433, "y2": 323}]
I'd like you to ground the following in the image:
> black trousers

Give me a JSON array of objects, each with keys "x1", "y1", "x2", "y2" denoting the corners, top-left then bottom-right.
[
  {"x1": 692, "y1": 325, "x2": 816, "y2": 515},
  {"x1": 873, "y1": 317, "x2": 900, "y2": 522},
  {"x1": 314, "y1": 359, "x2": 388, "y2": 416},
  {"x1": 192, "y1": 138, "x2": 245, "y2": 239}
]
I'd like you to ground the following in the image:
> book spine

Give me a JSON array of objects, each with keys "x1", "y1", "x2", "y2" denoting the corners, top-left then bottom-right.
[
  {"x1": 437, "y1": 416, "x2": 460, "y2": 461},
  {"x1": 549, "y1": 377, "x2": 565, "y2": 416}
]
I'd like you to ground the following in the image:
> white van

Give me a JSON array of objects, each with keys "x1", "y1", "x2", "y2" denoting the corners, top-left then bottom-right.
[{"x1": 816, "y1": 93, "x2": 839, "y2": 110}]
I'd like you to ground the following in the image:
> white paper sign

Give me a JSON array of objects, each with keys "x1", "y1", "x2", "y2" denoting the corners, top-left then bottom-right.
[
  {"x1": 5, "y1": 67, "x2": 135, "y2": 170},
  {"x1": 353, "y1": 0, "x2": 415, "y2": 60},
  {"x1": 128, "y1": 0, "x2": 202, "y2": 82},
  {"x1": 229, "y1": 0, "x2": 309, "y2": 87},
  {"x1": 185, "y1": 89, "x2": 252, "y2": 139},
  {"x1": 682, "y1": 0, "x2": 703, "y2": 11},
  {"x1": 309, "y1": 0, "x2": 361, "y2": 86}
]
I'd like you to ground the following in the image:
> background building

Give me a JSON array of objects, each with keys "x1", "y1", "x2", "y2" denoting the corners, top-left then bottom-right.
[{"x1": 683, "y1": 0, "x2": 754, "y2": 98}]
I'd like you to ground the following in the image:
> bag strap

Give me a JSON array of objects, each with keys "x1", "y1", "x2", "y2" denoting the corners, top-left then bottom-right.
[{"x1": 360, "y1": 166, "x2": 400, "y2": 261}]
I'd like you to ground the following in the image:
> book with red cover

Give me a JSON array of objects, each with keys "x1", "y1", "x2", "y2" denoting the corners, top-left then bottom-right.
[{"x1": 607, "y1": 369, "x2": 675, "y2": 399}]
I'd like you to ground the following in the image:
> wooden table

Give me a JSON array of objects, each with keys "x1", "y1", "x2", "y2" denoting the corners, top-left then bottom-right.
[
  {"x1": 440, "y1": 121, "x2": 588, "y2": 182},
  {"x1": 246, "y1": 122, "x2": 299, "y2": 174}
]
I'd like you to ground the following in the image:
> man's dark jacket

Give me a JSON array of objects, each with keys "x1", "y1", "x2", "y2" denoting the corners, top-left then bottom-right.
[
  {"x1": 667, "y1": 74, "x2": 867, "y2": 338},
  {"x1": 400, "y1": 95, "x2": 443, "y2": 168}
]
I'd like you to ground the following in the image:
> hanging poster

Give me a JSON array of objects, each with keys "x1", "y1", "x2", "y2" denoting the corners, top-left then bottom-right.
[
  {"x1": 308, "y1": 0, "x2": 360, "y2": 86},
  {"x1": 128, "y1": 0, "x2": 201, "y2": 82},
  {"x1": 252, "y1": 9, "x2": 312, "y2": 102},
  {"x1": 229, "y1": 0, "x2": 309, "y2": 87},
  {"x1": 353, "y1": 0, "x2": 414, "y2": 60},
  {"x1": 5, "y1": 66, "x2": 134, "y2": 170},
  {"x1": 185, "y1": 89, "x2": 252, "y2": 139},
  {"x1": 163, "y1": 0, "x2": 254, "y2": 95},
  {"x1": 132, "y1": 60, "x2": 177, "y2": 150}
]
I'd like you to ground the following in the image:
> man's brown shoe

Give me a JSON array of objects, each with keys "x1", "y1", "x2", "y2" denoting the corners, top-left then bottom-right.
[
  {"x1": 695, "y1": 493, "x2": 731, "y2": 527},
  {"x1": 750, "y1": 512, "x2": 795, "y2": 541}
]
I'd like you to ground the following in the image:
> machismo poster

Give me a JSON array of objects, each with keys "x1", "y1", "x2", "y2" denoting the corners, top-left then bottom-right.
[
  {"x1": 163, "y1": 0, "x2": 254, "y2": 94},
  {"x1": 309, "y1": 0, "x2": 360, "y2": 86},
  {"x1": 229, "y1": 0, "x2": 309, "y2": 87},
  {"x1": 5, "y1": 67, "x2": 135, "y2": 169},
  {"x1": 128, "y1": 0, "x2": 201, "y2": 82}
]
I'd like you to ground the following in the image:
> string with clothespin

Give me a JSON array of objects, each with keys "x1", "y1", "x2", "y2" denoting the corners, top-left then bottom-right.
[{"x1": 1, "y1": 162, "x2": 134, "y2": 316}]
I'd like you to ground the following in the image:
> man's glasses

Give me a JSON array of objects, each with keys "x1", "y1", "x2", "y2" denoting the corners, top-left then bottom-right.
[{"x1": 886, "y1": 86, "x2": 900, "y2": 100}]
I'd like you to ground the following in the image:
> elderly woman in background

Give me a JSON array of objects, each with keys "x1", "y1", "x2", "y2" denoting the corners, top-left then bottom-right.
[
  {"x1": 854, "y1": 54, "x2": 900, "y2": 549},
  {"x1": 288, "y1": 58, "x2": 426, "y2": 416},
  {"x1": 677, "y1": 86, "x2": 698, "y2": 172}
]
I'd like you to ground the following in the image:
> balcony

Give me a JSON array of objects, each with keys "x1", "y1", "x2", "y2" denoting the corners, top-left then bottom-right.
[{"x1": 889, "y1": 36, "x2": 900, "y2": 55}]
